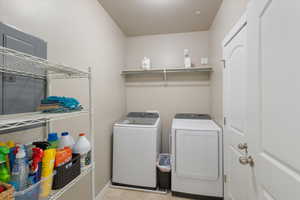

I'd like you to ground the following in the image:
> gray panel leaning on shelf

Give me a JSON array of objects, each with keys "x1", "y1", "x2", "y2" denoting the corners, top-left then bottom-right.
[
  {"x1": 0, "y1": 22, "x2": 47, "y2": 115},
  {"x1": 0, "y1": 26, "x2": 3, "y2": 115}
]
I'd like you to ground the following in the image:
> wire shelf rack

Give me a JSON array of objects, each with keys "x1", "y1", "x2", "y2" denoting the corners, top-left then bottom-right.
[
  {"x1": 0, "y1": 110, "x2": 89, "y2": 131},
  {"x1": 0, "y1": 45, "x2": 95, "y2": 199},
  {"x1": 0, "y1": 46, "x2": 89, "y2": 79}
]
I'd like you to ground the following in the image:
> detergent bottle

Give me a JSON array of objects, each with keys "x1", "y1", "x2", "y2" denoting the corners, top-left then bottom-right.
[
  {"x1": 0, "y1": 146, "x2": 10, "y2": 183},
  {"x1": 47, "y1": 133, "x2": 59, "y2": 149},
  {"x1": 10, "y1": 146, "x2": 29, "y2": 191},
  {"x1": 28, "y1": 148, "x2": 43, "y2": 185},
  {"x1": 73, "y1": 133, "x2": 91, "y2": 168},
  {"x1": 59, "y1": 132, "x2": 75, "y2": 149},
  {"x1": 40, "y1": 148, "x2": 56, "y2": 198},
  {"x1": 0, "y1": 142, "x2": 11, "y2": 174},
  {"x1": 6, "y1": 141, "x2": 15, "y2": 172}
]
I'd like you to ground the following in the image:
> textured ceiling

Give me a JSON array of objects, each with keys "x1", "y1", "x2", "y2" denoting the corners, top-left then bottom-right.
[{"x1": 98, "y1": 0, "x2": 223, "y2": 36}]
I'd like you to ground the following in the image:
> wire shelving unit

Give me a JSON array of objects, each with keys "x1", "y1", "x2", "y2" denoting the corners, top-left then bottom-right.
[{"x1": 0, "y1": 46, "x2": 95, "y2": 200}]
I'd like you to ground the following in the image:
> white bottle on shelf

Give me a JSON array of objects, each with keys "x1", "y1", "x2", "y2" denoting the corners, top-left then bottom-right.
[
  {"x1": 59, "y1": 132, "x2": 75, "y2": 149},
  {"x1": 142, "y1": 57, "x2": 151, "y2": 70},
  {"x1": 184, "y1": 49, "x2": 192, "y2": 68},
  {"x1": 73, "y1": 133, "x2": 91, "y2": 168}
]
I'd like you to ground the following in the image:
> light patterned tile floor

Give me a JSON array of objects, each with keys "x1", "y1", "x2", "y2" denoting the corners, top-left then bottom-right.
[{"x1": 101, "y1": 187, "x2": 192, "y2": 200}]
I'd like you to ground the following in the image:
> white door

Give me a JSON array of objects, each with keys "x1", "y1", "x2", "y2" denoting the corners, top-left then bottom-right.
[
  {"x1": 223, "y1": 15, "x2": 251, "y2": 200},
  {"x1": 246, "y1": 0, "x2": 300, "y2": 199}
]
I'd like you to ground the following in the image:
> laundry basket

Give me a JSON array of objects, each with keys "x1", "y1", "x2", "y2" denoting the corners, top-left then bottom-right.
[{"x1": 0, "y1": 182, "x2": 14, "y2": 200}]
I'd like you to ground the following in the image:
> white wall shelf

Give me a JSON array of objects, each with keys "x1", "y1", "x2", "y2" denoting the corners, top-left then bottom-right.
[
  {"x1": 121, "y1": 66, "x2": 212, "y2": 81},
  {"x1": 0, "y1": 46, "x2": 90, "y2": 79}
]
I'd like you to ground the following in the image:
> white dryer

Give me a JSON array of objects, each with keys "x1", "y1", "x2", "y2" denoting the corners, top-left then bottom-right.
[
  {"x1": 171, "y1": 114, "x2": 223, "y2": 199},
  {"x1": 112, "y1": 112, "x2": 161, "y2": 189}
]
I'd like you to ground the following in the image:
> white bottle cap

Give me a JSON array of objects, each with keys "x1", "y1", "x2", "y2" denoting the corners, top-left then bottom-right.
[{"x1": 16, "y1": 148, "x2": 26, "y2": 159}]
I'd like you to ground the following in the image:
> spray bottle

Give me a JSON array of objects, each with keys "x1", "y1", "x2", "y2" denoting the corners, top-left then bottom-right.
[
  {"x1": 0, "y1": 146, "x2": 10, "y2": 183},
  {"x1": 33, "y1": 141, "x2": 51, "y2": 151},
  {"x1": 28, "y1": 148, "x2": 43, "y2": 185},
  {"x1": 9, "y1": 146, "x2": 29, "y2": 191}
]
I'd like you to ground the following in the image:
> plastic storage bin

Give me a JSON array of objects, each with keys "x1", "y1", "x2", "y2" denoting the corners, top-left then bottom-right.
[
  {"x1": 52, "y1": 154, "x2": 81, "y2": 190},
  {"x1": 157, "y1": 154, "x2": 171, "y2": 190},
  {"x1": 0, "y1": 182, "x2": 14, "y2": 200},
  {"x1": 14, "y1": 174, "x2": 53, "y2": 200}
]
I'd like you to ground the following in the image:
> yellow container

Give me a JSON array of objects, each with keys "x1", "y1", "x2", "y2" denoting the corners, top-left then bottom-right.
[
  {"x1": 0, "y1": 141, "x2": 6, "y2": 147},
  {"x1": 40, "y1": 149, "x2": 56, "y2": 198},
  {"x1": 6, "y1": 141, "x2": 15, "y2": 148}
]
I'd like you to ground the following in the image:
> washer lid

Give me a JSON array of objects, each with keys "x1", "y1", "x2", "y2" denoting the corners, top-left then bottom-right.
[
  {"x1": 172, "y1": 119, "x2": 221, "y2": 131},
  {"x1": 117, "y1": 117, "x2": 158, "y2": 126},
  {"x1": 127, "y1": 112, "x2": 159, "y2": 118},
  {"x1": 175, "y1": 113, "x2": 211, "y2": 120}
]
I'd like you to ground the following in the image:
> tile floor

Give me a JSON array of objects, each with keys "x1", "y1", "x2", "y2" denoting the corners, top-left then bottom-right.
[{"x1": 101, "y1": 187, "x2": 192, "y2": 200}]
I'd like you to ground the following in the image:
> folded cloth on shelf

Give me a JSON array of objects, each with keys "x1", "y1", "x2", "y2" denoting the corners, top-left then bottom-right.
[
  {"x1": 39, "y1": 96, "x2": 83, "y2": 113},
  {"x1": 42, "y1": 105, "x2": 83, "y2": 113}
]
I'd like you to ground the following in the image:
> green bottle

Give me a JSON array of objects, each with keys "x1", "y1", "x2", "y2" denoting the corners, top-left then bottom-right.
[{"x1": 0, "y1": 146, "x2": 10, "y2": 183}]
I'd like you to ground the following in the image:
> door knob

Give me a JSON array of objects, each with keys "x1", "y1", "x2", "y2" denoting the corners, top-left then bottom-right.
[
  {"x1": 239, "y1": 156, "x2": 255, "y2": 167},
  {"x1": 238, "y1": 143, "x2": 248, "y2": 150}
]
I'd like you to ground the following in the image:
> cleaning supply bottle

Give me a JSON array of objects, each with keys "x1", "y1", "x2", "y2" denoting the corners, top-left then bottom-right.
[
  {"x1": 40, "y1": 148, "x2": 56, "y2": 198},
  {"x1": 55, "y1": 147, "x2": 72, "y2": 167},
  {"x1": 9, "y1": 146, "x2": 29, "y2": 191},
  {"x1": 47, "y1": 133, "x2": 59, "y2": 149},
  {"x1": 0, "y1": 146, "x2": 10, "y2": 183},
  {"x1": 33, "y1": 141, "x2": 51, "y2": 150},
  {"x1": 0, "y1": 142, "x2": 11, "y2": 174},
  {"x1": 28, "y1": 148, "x2": 43, "y2": 185},
  {"x1": 73, "y1": 133, "x2": 91, "y2": 168},
  {"x1": 6, "y1": 141, "x2": 16, "y2": 172},
  {"x1": 6, "y1": 141, "x2": 15, "y2": 149},
  {"x1": 0, "y1": 141, "x2": 6, "y2": 147},
  {"x1": 59, "y1": 132, "x2": 75, "y2": 149}
]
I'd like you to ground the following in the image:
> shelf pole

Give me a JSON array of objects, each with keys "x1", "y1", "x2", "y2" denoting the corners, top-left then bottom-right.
[
  {"x1": 46, "y1": 74, "x2": 52, "y2": 138},
  {"x1": 88, "y1": 67, "x2": 95, "y2": 200}
]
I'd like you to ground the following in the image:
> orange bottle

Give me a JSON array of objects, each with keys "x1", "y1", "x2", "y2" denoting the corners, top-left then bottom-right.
[{"x1": 54, "y1": 147, "x2": 72, "y2": 167}]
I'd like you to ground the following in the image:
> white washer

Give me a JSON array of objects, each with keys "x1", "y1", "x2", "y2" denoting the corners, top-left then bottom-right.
[
  {"x1": 112, "y1": 112, "x2": 161, "y2": 189},
  {"x1": 171, "y1": 114, "x2": 223, "y2": 199}
]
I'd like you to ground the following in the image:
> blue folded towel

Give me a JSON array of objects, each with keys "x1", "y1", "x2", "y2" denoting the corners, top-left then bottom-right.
[{"x1": 41, "y1": 96, "x2": 83, "y2": 113}]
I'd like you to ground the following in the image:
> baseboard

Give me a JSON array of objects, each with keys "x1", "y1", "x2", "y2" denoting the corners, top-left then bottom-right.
[
  {"x1": 95, "y1": 181, "x2": 111, "y2": 200},
  {"x1": 172, "y1": 191, "x2": 223, "y2": 200},
  {"x1": 110, "y1": 183, "x2": 168, "y2": 194}
]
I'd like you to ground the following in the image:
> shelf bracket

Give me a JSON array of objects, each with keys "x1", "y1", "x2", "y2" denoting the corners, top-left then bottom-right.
[
  {"x1": 221, "y1": 59, "x2": 226, "y2": 69},
  {"x1": 163, "y1": 68, "x2": 167, "y2": 81}
]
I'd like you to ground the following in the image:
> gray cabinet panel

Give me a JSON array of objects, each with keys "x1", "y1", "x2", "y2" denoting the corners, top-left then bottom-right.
[
  {"x1": 0, "y1": 23, "x2": 47, "y2": 114},
  {"x1": 0, "y1": 31, "x2": 3, "y2": 114}
]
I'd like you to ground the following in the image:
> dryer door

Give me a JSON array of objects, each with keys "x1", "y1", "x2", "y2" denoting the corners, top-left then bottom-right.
[{"x1": 175, "y1": 129, "x2": 219, "y2": 180}]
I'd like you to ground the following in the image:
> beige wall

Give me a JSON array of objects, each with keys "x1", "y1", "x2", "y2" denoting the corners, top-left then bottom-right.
[
  {"x1": 0, "y1": 0, "x2": 126, "y2": 198},
  {"x1": 125, "y1": 32, "x2": 211, "y2": 152},
  {"x1": 209, "y1": 0, "x2": 249, "y2": 125},
  {"x1": 0, "y1": 0, "x2": 251, "y2": 198}
]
